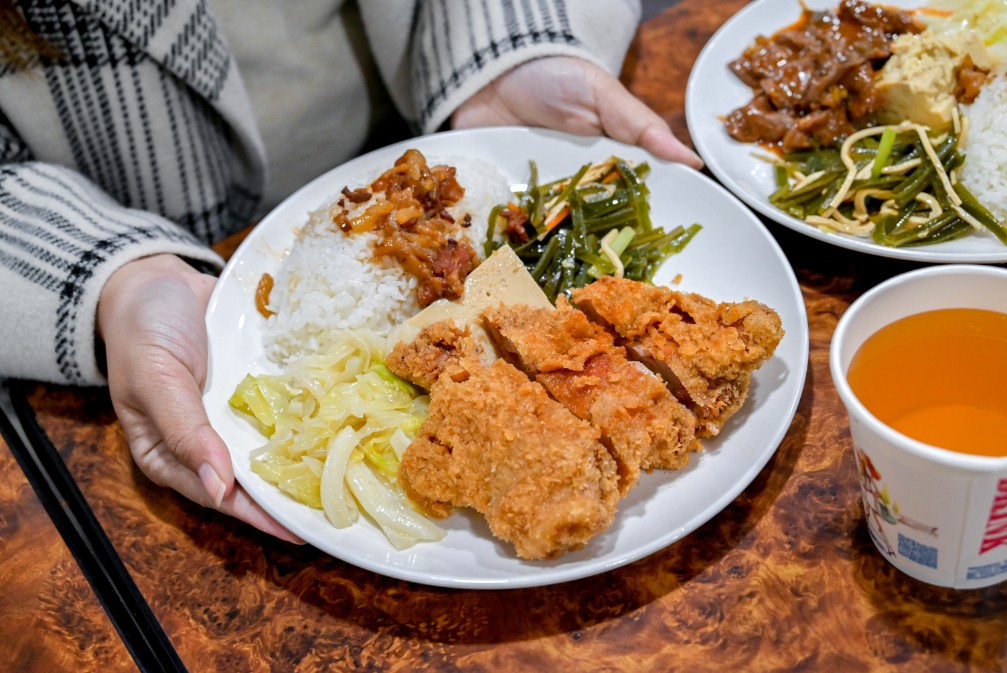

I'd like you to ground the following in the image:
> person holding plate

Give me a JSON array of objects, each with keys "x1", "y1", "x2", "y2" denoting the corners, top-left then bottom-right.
[{"x1": 0, "y1": 0, "x2": 702, "y2": 540}]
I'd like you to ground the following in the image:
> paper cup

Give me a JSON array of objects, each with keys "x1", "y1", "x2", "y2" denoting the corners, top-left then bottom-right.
[{"x1": 830, "y1": 264, "x2": 1007, "y2": 589}]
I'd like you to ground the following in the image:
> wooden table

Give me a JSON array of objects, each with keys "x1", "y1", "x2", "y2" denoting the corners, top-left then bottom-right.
[{"x1": 3, "y1": 2, "x2": 1006, "y2": 671}]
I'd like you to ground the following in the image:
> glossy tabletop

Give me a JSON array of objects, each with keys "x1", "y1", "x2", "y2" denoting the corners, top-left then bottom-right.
[{"x1": 2, "y1": 1, "x2": 1006, "y2": 671}]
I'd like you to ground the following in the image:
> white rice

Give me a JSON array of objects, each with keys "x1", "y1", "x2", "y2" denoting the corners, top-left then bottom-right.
[
  {"x1": 263, "y1": 155, "x2": 511, "y2": 364},
  {"x1": 959, "y1": 70, "x2": 1007, "y2": 223}
]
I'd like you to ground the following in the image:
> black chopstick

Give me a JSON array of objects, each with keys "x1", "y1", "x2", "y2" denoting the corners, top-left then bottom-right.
[{"x1": 0, "y1": 380, "x2": 188, "y2": 673}]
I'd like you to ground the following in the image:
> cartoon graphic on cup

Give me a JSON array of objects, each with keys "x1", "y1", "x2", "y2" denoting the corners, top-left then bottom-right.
[{"x1": 854, "y1": 445, "x2": 937, "y2": 560}]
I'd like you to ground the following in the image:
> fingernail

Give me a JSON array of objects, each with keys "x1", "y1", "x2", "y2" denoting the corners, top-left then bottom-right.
[
  {"x1": 281, "y1": 531, "x2": 306, "y2": 545},
  {"x1": 198, "y1": 463, "x2": 227, "y2": 508},
  {"x1": 688, "y1": 149, "x2": 704, "y2": 170}
]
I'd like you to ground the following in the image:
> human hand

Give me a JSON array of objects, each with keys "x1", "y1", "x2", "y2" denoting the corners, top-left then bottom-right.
[
  {"x1": 97, "y1": 254, "x2": 301, "y2": 543},
  {"x1": 451, "y1": 56, "x2": 703, "y2": 168}
]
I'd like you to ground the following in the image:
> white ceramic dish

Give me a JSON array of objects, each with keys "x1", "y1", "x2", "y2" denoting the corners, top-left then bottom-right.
[
  {"x1": 202, "y1": 127, "x2": 809, "y2": 589},
  {"x1": 685, "y1": 0, "x2": 1007, "y2": 263}
]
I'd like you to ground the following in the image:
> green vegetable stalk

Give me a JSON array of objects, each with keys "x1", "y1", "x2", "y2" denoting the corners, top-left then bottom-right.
[{"x1": 487, "y1": 156, "x2": 701, "y2": 301}]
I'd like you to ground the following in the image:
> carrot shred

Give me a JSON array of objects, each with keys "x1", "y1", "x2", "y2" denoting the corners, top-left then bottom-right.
[
  {"x1": 544, "y1": 204, "x2": 570, "y2": 232},
  {"x1": 544, "y1": 168, "x2": 617, "y2": 231}
]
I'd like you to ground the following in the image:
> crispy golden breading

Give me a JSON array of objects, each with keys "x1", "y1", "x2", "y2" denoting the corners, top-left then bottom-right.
[
  {"x1": 399, "y1": 358, "x2": 620, "y2": 560},
  {"x1": 572, "y1": 277, "x2": 784, "y2": 437},
  {"x1": 385, "y1": 319, "x2": 483, "y2": 390},
  {"x1": 483, "y1": 298, "x2": 699, "y2": 494},
  {"x1": 485, "y1": 297, "x2": 620, "y2": 371}
]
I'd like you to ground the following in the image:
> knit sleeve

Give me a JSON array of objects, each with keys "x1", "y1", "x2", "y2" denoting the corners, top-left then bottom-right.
[
  {"x1": 359, "y1": 0, "x2": 642, "y2": 134},
  {"x1": 0, "y1": 154, "x2": 223, "y2": 386},
  {"x1": 0, "y1": 0, "x2": 266, "y2": 386}
]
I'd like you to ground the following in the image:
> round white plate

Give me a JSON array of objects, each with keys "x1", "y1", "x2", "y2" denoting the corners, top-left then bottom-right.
[
  {"x1": 685, "y1": 0, "x2": 1007, "y2": 263},
  {"x1": 203, "y1": 127, "x2": 809, "y2": 589}
]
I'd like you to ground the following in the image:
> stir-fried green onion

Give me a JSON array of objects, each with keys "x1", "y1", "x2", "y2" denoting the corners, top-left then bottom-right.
[
  {"x1": 488, "y1": 156, "x2": 701, "y2": 301},
  {"x1": 769, "y1": 121, "x2": 1007, "y2": 248},
  {"x1": 871, "y1": 127, "x2": 897, "y2": 180}
]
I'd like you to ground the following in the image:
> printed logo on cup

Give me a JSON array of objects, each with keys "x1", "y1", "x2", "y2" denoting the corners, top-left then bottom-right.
[{"x1": 970, "y1": 479, "x2": 1007, "y2": 580}]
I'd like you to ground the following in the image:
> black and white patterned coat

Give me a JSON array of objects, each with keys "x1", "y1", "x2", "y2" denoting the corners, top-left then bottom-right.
[{"x1": 0, "y1": 0, "x2": 638, "y2": 385}]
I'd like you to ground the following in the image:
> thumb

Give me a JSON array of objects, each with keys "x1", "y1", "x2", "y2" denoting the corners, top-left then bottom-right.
[
  {"x1": 127, "y1": 378, "x2": 303, "y2": 544},
  {"x1": 174, "y1": 271, "x2": 237, "y2": 506},
  {"x1": 138, "y1": 363, "x2": 236, "y2": 508}
]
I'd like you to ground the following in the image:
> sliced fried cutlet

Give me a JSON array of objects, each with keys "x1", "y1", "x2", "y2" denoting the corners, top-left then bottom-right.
[
  {"x1": 385, "y1": 319, "x2": 484, "y2": 390},
  {"x1": 399, "y1": 358, "x2": 620, "y2": 560},
  {"x1": 571, "y1": 276, "x2": 784, "y2": 437},
  {"x1": 483, "y1": 298, "x2": 699, "y2": 494}
]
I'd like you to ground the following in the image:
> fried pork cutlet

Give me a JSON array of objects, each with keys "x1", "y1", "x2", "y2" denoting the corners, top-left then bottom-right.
[
  {"x1": 483, "y1": 298, "x2": 699, "y2": 495},
  {"x1": 571, "y1": 277, "x2": 784, "y2": 438},
  {"x1": 385, "y1": 319, "x2": 484, "y2": 390},
  {"x1": 398, "y1": 358, "x2": 620, "y2": 560}
]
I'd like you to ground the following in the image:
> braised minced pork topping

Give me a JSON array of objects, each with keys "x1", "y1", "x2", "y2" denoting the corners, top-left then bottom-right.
[{"x1": 330, "y1": 149, "x2": 480, "y2": 307}]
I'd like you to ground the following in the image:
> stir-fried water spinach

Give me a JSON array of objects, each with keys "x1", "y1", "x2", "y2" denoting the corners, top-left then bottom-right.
[
  {"x1": 768, "y1": 120, "x2": 1007, "y2": 248},
  {"x1": 485, "y1": 157, "x2": 701, "y2": 302}
]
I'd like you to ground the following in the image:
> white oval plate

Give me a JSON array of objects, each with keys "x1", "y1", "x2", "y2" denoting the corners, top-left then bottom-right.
[
  {"x1": 685, "y1": 0, "x2": 1007, "y2": 263},
  {"x1": 203, "y1": 127, "x2": 809, "y2": 589}
]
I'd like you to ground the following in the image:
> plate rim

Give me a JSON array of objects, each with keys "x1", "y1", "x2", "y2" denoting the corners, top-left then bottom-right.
[{"x1": 204, "y1": 126, "x2": 810, "y2": 589}]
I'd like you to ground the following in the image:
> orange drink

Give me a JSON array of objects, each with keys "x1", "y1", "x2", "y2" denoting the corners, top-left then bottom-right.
[{"x1": 846, "y1": 308, "x2": 1007, "y2": 457}]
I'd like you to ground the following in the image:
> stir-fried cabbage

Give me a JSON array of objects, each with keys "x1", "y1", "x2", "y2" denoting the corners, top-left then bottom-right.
[
  {"x1": 228, "y1": 330, "x2": 443, "y2": 548},
  {"x1": 925, "y1": 0, "x2": 1007, "y2": 63}
]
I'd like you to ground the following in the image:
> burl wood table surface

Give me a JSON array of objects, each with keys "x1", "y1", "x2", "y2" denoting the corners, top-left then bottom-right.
[{"x1": 3, "y1": 1, "x2": 1007, "y2": 671}]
